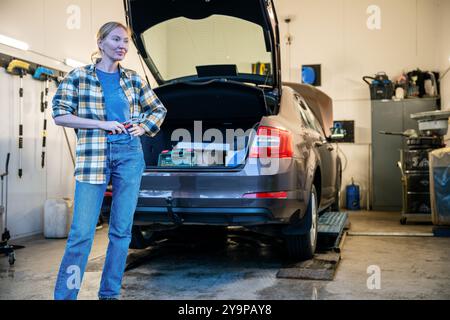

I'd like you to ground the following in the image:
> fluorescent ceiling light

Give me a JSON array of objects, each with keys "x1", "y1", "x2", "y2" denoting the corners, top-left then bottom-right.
[
  {"x1": 0, "y1": 34, "x2": 29, "y2": 51},
  {"x1": 64, "y1": 58, "x2": 86, "y2": 68}
]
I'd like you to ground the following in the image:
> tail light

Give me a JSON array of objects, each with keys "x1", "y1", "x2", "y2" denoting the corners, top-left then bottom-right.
[
  {"x1": 249, "y1": 126, "x2": 293, "y2": 159},
  {"x1": 243, "y1": 191, "x2": 288, "y2": 199}
]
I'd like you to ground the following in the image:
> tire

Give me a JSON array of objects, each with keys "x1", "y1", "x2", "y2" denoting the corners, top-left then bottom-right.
[
  {"x1": 129, "y1": 226, "x2": 158, "y2": 249},
  {"x1": 285, "y1": 185, "x2": 318, "y2": 261}
]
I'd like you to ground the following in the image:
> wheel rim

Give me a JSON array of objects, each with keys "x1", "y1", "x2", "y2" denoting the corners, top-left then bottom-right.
[{"x1": 310, "y1": 191, "x2": 318, "y2": 248}]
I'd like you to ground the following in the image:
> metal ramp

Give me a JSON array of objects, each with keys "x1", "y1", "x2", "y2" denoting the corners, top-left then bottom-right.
[
  {"x1": 317, "y1": 211, "x2": 349, "y2": 252},
  {"x1": 276, "y1": 211, "x2": 349, "y2": 281}
]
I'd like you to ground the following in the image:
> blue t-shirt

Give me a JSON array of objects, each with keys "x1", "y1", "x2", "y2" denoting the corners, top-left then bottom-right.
[{"x1": 96, "y1": 69, "x2": 135, "y2": 143}]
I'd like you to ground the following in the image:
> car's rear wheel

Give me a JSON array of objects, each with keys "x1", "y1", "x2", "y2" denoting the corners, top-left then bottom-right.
[
  {"x1": 285, "y1": 185, "x2": 318, "y2": 261},
  {"x1": 129, "y1": 226, "x2": 159, "y2": 249}
]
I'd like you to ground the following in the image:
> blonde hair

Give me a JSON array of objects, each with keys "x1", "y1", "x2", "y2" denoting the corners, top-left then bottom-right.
[{"x1": 91, "y1": 21, "x2": 131, "y2": 64}]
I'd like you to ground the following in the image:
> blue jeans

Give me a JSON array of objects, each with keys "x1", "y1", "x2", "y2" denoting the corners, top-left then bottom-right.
[{"x1": 54, "y1": 138, "x2": 145, "y2": 300}]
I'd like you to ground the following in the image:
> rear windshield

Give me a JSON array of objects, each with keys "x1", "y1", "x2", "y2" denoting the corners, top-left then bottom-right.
[{"x1": 141, "y1": 15, "x2": 273, "y2": 83}]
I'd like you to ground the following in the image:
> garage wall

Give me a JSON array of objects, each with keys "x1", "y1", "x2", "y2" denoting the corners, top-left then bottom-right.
[
  {"x1": 275, "y1": 0, "x2": 445, "y2": 208},
  {"x1": 0, "y1": 0, "x2": 159, "y2": 239},
  {"x1": 0, "y1": 0, "x2": 156, "y2": 83}
]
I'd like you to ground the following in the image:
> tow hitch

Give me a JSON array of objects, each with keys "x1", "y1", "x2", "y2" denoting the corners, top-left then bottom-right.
[{"x1": 166, "y1": 196, "x2": 184, "y2": 226}]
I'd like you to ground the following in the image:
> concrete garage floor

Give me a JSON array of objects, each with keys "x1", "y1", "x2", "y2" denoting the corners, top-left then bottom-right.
[{"x1": 1, "y1": 211, "x2": 450, "y2": 300}]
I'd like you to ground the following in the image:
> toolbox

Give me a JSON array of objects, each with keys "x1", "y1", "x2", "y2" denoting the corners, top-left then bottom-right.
[{"x1": 363, "y1": 72, "x2": 394, "y2": 100}]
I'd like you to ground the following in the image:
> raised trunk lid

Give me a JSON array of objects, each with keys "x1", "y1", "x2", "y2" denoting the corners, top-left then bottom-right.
[{"x1": 124, "y1": 0, "x2": 281, "y2": 94}]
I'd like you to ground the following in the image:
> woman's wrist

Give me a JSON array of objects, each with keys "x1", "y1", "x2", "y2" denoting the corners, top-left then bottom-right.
[{"x1": 96, "y1": 120, "x2": 105, "y2": 130}]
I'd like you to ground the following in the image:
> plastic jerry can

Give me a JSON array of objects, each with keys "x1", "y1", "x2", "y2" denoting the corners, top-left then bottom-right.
[
  {"x1": 44, "y1": 198, "x2": 73, "y2": 239},
  {"x1": 346, "y1": 179, "x2": 361, "y2": 210}
]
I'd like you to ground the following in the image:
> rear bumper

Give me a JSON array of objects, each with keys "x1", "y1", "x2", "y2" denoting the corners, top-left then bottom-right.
[
  {"x1": 101, "y1": 196, "x2": 306, "y2": 227},
  {"x1": 101, "y1": 158, "x2": 311, "y2": 229},
  {"x1": 101, "y1": 197, "x2": 313, "y2": 236},
  {"x1": 135, "y1": 195, "x2": 308, "y2": 228},
  {"x1": 133, "y1": 206, "x2": 277, "y2": 226}
]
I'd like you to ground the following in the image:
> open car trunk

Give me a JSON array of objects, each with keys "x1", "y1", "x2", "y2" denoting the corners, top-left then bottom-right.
[
  {"x1": 141, "y1": 120, "x2": 260, "y2": 170},
  {"x1": 141, "y1": 81, "x2": 271, "y2": 170}
]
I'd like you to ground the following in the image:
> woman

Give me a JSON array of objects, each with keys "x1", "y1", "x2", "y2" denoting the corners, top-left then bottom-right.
[{"x1": 52, "y1": 21, "x2": 167, "y2": 300}]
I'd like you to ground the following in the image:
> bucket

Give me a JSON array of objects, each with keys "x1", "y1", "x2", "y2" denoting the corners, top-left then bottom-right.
[
  {"x1": 346, "y1": 179, "x2": 361, "y2": 210},
  {"x1": 44, "y1": 198, "x2": 73, "y2": 239}
]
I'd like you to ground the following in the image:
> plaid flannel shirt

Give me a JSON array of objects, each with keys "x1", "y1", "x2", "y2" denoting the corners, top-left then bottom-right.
[{"x1": 52, "y1": 64, "x2": 167, "y2": 184}]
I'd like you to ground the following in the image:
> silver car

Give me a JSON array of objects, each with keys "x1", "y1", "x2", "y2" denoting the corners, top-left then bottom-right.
[{"x1": 105, "y1": 0, "x2": 342, "y2": 260}]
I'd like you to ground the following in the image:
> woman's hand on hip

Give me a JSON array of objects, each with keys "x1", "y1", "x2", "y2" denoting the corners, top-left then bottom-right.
[
  {"x1": 129, "y1": 124, "x2": 146, "y2": 137},
  {"x1": 99, "y1": 121, "x2": 127, "y2": 134}
]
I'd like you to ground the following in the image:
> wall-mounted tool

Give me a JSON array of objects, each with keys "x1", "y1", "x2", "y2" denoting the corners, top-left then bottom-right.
[
  {"x1": 0, "y1": 153, "x2": 25, "y2": 265},
  {"x1": 251, "y1": 62, "x2": 271, "y2": 76},
  {"x1": 33, "y1": 67, "x2": 56, "y2": 168},
  {"x1": 6, "y1": 59, "x2": 31, "y2": 178}
]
